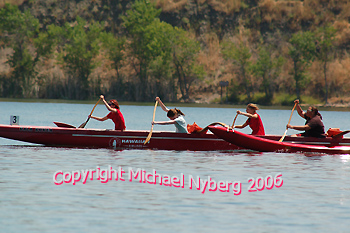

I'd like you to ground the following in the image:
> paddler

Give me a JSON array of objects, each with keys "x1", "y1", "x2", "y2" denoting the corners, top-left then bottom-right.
[
  {"x1": 286, "y1": 99, "x2": 325, "y2": 138},
  {"x1": 152, "y1": 97, "x2": 188, "y2": 133},
  {"x1": 233, "y1": 103, "x2": 265, "y2": 136},
  {"x1": 89, "y1": 95, "x2": 126, "y2": 131}
]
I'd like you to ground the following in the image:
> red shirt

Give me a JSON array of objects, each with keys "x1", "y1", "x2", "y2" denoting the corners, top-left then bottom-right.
[
  {"x1": 107, "y1": 110, "x2": 126, "y2": 130},
  {"x1": 246, "y1": 114, "x2": 265, "y2": 136}
]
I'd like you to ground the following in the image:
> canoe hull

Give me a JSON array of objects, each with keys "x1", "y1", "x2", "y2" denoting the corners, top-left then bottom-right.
[
  {"x1": 208, "y1": 125, "x2": 350, "y2": 154},
  {"x1": 0, "y1": 124, "x2": 238, "y2": 151},
  {"x1": 2, "y1": 123, "x2": 350, "y2": 152}
]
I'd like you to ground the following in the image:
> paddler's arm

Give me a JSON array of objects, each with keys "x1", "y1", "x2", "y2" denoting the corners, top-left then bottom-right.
[
  {"x1": 233, "y1": 121, "x2": 249, "y2": 129},
  {"x1": 100, "y1": 95, "x2": 118, "y2": 113},
  {"x1": 294, "y1": 99, "x2": 305, "y2": 118},
  {"x1": 155, "y1": 97, "x2": 169, "y2": 112},
  {"x1": 90, "y1": 115, "x2": 108, "y2": 122},
  {"x1": 152, "y1": 120, "x2": 175, "y2": 125},
  {"x1": 237, "y1": 110, "x2": 258, "y2": 119},
  {"x1": 287, "y1": 124, "x2": 311, "y2": 131}
]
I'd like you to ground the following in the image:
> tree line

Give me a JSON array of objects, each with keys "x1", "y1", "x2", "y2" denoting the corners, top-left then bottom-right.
[
  {"x1": 0, "y1": 1, "x2": 204, "y2": 101},
  {"x1": 0, "y1": 0, "x2": 348, "y2": 104}
]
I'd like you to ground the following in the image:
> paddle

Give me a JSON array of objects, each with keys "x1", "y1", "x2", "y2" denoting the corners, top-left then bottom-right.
[
  {"x1": 78, "y1": 98, "x2": 101, "y2": 128},
  {"x1": 231, "y1": 113, "x2": 239, "y2": 128},
  {"x1": 279, "y1": 102, "x2": 297, "y2": 142},
  {"x1": 144, "y1": 100, "x2": 158, "y2": 144}
]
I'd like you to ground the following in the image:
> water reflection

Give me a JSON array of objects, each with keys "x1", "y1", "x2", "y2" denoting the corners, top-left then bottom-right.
[{"x1": 340, "y1": 154, "x2": 350, "y2": 163}]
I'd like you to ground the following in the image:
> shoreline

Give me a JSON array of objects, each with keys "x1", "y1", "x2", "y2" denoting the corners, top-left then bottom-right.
[{"x1": 0, "y1": 98, "x2": 349, "y2": 111}]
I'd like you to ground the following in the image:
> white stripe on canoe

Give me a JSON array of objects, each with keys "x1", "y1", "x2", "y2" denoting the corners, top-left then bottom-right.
[{"x1": 289, "y1": 141, "x2": 350, "y2": 146}]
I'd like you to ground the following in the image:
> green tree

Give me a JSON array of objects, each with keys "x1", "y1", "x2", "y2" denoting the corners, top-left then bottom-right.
[
  {"x1": 222, "y1": 41, "x2": 252, "y2": 100},
  {"x1": 149, "y1": 53, "x2": 174, "y2": 101},
  {"x1": 172, "y1": 28, "x2": 205, "y2": 101},
  {"x1": 122, "y1": 0, "x2": 174, "y2": 101},
  {"x1": 0, "y1": 4, "x2": 53, "y2": 97},
  {"x1": 101, "y1": 32, "x2": 126, "y2": 80},
  {"x1": 146, "y1": 21, "x2": 175, "y2": 100},
  {"x1": 100, "y1": 32, "x2": 126, "y2": 98},
  {"x1": 94, "y1": 0, "x2": 130, "y2": 34},
  {"x1": 288, "y1": 31, "x2": 316, "y2": 100},
  {"x1": 315, "y1": 26, "x2": 337, "y2": 104},
  {"x1": 48, "y1": 17, "x2": 103, "y2": 99},
  {"x1": 251, "y1": 45, "x2": 284, "y2": 104}
]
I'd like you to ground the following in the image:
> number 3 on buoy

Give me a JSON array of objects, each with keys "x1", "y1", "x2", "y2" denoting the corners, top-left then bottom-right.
[{"x1": 10, "y1": 115, "x2": 19, "y2": 125}]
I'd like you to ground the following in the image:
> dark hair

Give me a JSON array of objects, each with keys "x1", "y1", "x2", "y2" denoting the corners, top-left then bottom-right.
[
  {"x1": 167, "y1": 108, "x2": 185, "y2": 118},
  {"x1": 109, "y1": 99, "x2": 120, "y2": 109},
  {"x1": 310, "y1": 106, "x2": 322, "y2": 120}
]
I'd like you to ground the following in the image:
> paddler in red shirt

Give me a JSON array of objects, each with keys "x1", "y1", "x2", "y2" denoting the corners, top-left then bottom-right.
[
  {"x1": 233, "y1": 103, "x2": 265, "y2": 136},
  {"x1": 89, "y1": 95, "x2": 126, "y2": 131}
]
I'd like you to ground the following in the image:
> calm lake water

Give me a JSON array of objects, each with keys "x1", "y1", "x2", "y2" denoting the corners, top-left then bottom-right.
[{"x1": 0, "y1": 101, "x2": 350, "y2": 232}]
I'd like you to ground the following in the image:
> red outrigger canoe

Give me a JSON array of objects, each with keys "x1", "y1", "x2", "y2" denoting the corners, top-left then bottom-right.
[
  {"x1": 208, "y1": 125, "x2": 350, "y2": 154},
  {"x1": 1, "y1": 123, "x2": 350, "y2": 152},
  {"x1": 0, "y1": 124, "x2": 238, "y2": 151}
]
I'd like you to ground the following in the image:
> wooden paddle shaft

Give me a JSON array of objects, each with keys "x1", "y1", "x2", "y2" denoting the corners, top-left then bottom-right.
[
  {"x1": 90, "y1": 98, "x2": 101, "y2": 115},
  {"x1": 144, "y1": 101, "x2": 158, "y2": 144},
  {"x1": 231, "y1": 113, "x2": 239, "y2": 128},
  {"x1": 152, "y1": 100, "x2": 158, "y2": 122},
  {"x1": 78, "y1": 98, "x2": 101, "y2": 128},
  {"x1": 287, "y1": 103, "x2": 297, "y2": 125},
  {"x1": 279, "y1": 102, "x2": 297, "y2": 142}
]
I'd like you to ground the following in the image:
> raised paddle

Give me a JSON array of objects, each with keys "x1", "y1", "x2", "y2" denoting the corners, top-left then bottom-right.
[
  {"x1": 78, "y1": 98, "x2": 101, "y2": 128},
  {"x1": 279, "y1": 102, "x2": 297, "y2": 142},
  {"x1": 144, "y1": 100, "x2": 158, "y2": 144},
  {"x1": 231, "y1": 113, "x2": 239, "y2": 128}
]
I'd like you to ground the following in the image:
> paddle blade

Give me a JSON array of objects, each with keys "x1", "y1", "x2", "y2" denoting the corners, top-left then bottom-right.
[
  {"x1": 279, "y1": 129, "x2": 288, "y2": 142},
  {"x1": 78, "y1": 119, "x2": 89, "y2": 128},
  {"x1": 144, "y1": 126, "x2": 154, "y2": 145}
]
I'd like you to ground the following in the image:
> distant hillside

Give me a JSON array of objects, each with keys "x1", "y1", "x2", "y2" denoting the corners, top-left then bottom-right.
[{"x1": 0, "y1": 0, "x2": 349, "y2": 105}]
